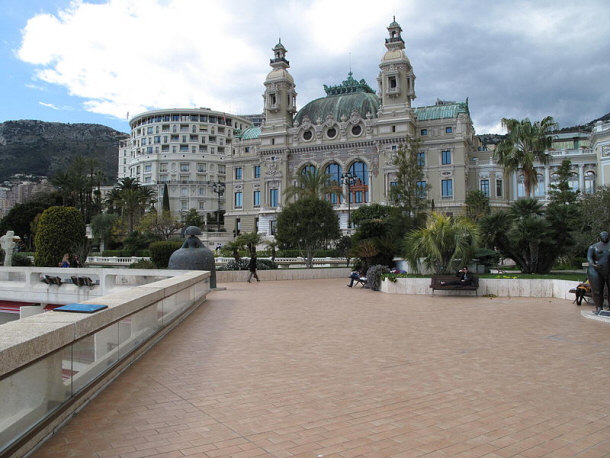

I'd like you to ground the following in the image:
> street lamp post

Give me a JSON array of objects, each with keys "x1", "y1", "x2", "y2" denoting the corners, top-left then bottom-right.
[
  {"x1": 212, "y1": 181, "x2": 225, "y2": 232},
  {"x1": 341, "y1": 172, "x2": 356, "y2": 229}
]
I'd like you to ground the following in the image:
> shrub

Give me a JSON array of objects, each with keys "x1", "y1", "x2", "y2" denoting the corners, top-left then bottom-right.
[
  {"x1": 219, "y1": 259, "x2": 249, "y2": 271},
  {"x1": 366, "y1": 264, "x2": 391, "y2": 291},
  {"x1": 149, "y1": 241, "x2": 183, "y2": 268},
  {"x1": 257, "y1": 259, "x2": 278, "y2": 270},
  {"x1": 12, "y1": 252, "x2": 33, "y2": 266},
  {"x1": 129, "y1": 259, "x2": 157, "y2": 269},
  {"x1": 34, "y1": 206, "x2": 85, "y2": 267}
]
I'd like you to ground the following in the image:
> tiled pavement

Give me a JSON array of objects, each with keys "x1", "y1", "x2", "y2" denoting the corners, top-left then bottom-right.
[{"x1": 34, "y1": 279, "x2": 610, "y2": 457}]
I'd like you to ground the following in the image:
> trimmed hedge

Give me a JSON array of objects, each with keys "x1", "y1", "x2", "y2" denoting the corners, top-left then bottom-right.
[
  {"x1": 149, "y1": 241, "x2": 183, "y2": 268},
  {"x1": 34, "y1": 206, "x2": 85, "y2": 267}
]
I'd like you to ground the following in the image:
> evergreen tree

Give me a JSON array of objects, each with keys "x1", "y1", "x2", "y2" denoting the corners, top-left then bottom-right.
[
  {"x1": 389, "y1": 137, "x2": 429, "y2": 217},
  {"x1": 276, "y1": 197, "x2": 340, "y2": 268}
]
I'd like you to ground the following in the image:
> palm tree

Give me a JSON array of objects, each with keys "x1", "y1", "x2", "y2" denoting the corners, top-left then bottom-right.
[
  {"x1": 404, "y1": 212, "x2": 479, "y2": 274},
  {"x1": 495, "y1": 116, "x2": 557, "y2": 198},
  {"x1": 106, "y1": 178, "x2": 155, "y2": 232},
  {"x1": 284, "y1": 169, "x2": 336, "y2": 201},
  {"x1": 264, "y1": 239, "x2": 279, "y2": 261},
  {"x1": 236, "y1": 232, "x2": 262, "y2": 257}
]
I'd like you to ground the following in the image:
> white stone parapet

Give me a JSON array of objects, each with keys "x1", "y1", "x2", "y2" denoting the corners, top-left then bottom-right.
[{"x1": 380, "y1": 277, "x2": 582, "y2": 300}]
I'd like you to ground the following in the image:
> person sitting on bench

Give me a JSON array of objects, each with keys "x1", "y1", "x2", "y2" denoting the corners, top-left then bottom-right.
[
  {"x1": 573, "y1": 279, "x2": 591, "y2": 305},
  {"x1": 347, "y1": 269, "x2": 367, "y2": 287},
  {"x1": 440, "y1": 266, "x2": 473, "y2": 286}
]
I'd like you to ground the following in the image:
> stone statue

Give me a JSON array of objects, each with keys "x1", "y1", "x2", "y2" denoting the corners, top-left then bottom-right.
[
  {"x1": 168, "y1": 226, "x2": 217, "y2": 288},
  {"x1": 586, "y1": 231, "x2": 610, "y2": 314},
  {"x1": 0, "y1": 231, "x2": 16, "y2": 267}
]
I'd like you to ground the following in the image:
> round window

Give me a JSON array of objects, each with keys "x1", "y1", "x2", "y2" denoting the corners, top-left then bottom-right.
[
  {"x1": 327, "y1": 127, "x2": 337, "y2": 138},
  {"x1": 303, "y1": 130, "x2": 313, "y2": 141},
  {"x1": 351, "y1": 125, "x2": 362, "y2": 136}
]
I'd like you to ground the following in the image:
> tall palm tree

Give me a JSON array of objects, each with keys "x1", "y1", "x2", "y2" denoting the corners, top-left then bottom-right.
[
  {"x1": 495, "y1": 116, "x2": 557, "y2": 198},
  {"x1": 284, "y1": 169, "x2": 336, "y2": 201},
  {"x1": 404, "y1": 212, "x2": 479, "y2": 274},
  {"x1": 106, "y1": 177, "x2": 155, "y2": 232}
]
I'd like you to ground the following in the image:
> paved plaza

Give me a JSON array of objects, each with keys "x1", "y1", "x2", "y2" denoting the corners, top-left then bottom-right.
[{"x1": 34, "y1": 279, "x2": 610, "y2": 457}]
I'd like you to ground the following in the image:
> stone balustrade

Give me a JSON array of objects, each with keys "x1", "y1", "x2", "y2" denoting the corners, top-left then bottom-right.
[{"x1": 0, "y1": 267, "x2": 198, "y2": 307}]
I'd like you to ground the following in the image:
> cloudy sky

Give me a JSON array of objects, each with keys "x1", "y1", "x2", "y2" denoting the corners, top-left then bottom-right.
[{"x1": 1, "y1": 0, "x2": 609, "y2": 134}]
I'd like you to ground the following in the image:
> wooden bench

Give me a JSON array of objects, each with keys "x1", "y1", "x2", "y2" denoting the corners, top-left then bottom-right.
[{"x1": 430, "y1": 275, "x2": 479, "y2": 295}]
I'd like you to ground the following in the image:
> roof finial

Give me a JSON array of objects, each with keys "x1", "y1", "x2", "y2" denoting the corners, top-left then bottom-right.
[{"x1": 349, "y1": 52, "x2": 352, "y2": 73}]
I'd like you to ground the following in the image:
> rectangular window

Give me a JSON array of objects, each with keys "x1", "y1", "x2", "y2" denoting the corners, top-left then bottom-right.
[
  {"x1": 480, "y1": 179, "x2": 490, "y2": 197},
  {"x1": 416, "y1": 180, "x2": 427, "y2": 198},
  {"x1": 420, "y1": 129, "x2": 428, "y2": 136},
  {"x1": 445, "y1": 126, "x2": 453, "y2": 134},
  {"x1": 269, "y1": 189, "x2": 279, "y2": 208},
  {"x1": 180, "y1": 163, "x2": 189, "y2": 172},
  {"x1": 154, "y1": 136, "x2": 161, "y2": 144},
  {"x1": 181, "y1": 200, "x2": 187, "y2": 210},
  {"x1": 441, "y1": 150, "x2": 452, "y2": 165},
  {"x1": 198, "y1": 187, "x2": 205, "y2": 196},
  {"x1": 354, "y1": 191, "x2": 363, "y2": 203},
  {"x1": 218, "y1": 165, "x2": 225, "y2": 174},
  {"x1": 181, "y1": 187, "x2": 188, "y2": 196},
  {"x1": 234, "y1": 192, "x2": 243, "y2": 208},
  {"x1": 441, "y1": 179, "x2": 453, "y2": 198},
  {"x1": 197, "y1": 163, "x2": 206, "y2": 173},
  {"x1": 253, "y1": 190, "x2": 260, "y2": 207},
  {"x1": 496, "y1": 179, "x2": 503, "y2": 197},
  {"x1": 270, "y1": 220, "x2": 276, "y2": 235},
  {"x1": 417, "y1": 152, "x2": 425, "y2": 167},
  {"x1": 199, "y1": 201, "x2": 205, "y2": 210},
  {"x1": 144, "y1": 164, "x2": 152, "y2": 172},
  {"x1": 254, "y1": 165, "x2": 261, "y2": 178},
  {"x1": 235, "y1": 167, "x2": 242, "y2": 180}
]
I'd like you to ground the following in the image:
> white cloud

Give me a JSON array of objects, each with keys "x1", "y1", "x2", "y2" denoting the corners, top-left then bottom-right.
[
  {"x1": 39, "y1": 101, "x2": 74, "y2": 111},
  {"x1": 39, "y1": 101, "x2": 60, "y2": 110},
  {"x1": 16, "y1": 0, "x2": 610, "y2": 129}
]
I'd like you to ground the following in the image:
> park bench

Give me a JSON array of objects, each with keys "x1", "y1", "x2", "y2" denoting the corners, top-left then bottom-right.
[{"x1": 430, "y1": 274, "x2": 479, "y2": 295}]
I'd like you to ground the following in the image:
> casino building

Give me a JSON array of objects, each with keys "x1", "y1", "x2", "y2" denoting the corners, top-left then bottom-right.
[{"x1": 120, "y1": 19, "x2": 602, "y2": 237}]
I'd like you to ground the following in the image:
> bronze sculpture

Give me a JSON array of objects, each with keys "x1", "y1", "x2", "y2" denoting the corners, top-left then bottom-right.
[{"x1": 586, "y1": 231, "x2": 610, "y2": 314}]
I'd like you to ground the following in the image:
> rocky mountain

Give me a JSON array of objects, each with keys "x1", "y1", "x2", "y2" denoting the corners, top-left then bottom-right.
[{"x1": 0, "y1": 120, "x2": 128, "y2": 183}]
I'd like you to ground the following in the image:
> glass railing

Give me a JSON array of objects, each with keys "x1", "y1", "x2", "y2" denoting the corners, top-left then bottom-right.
[{"x1": 0, "y1": 273, "x2": 208, "y2": 456}]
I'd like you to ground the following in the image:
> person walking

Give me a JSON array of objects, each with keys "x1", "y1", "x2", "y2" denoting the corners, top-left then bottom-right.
[{"x1": 247, "y1": 254, "x2": 260, "y2": 283}]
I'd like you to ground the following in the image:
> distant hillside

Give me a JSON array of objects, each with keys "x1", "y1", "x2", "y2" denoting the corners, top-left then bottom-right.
[{"x1": 0, "y1": 120, "x2": 128, "y2": 183}]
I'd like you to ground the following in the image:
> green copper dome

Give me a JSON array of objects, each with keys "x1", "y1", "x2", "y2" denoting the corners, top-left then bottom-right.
[{"x1": 294, "y1": 73, "x2": 380, "y2": 125}]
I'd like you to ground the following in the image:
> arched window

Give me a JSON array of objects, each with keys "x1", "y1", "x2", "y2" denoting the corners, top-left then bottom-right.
[
  {"x1": 534, "y1": 173, "x2": 545, "y2": 197},
  {"x1": 325, "y1": 163, "x2": 342, "y2": 204},
  {"x1": 348, "y1": 161, "x2": 369, "y2": 203},
  {"x1": 585, "y1": 171, "x2": 596, "y2": 194},
  {"x1": 517, "y1": 175, "x2": 525, "y2": 198},
  {"x1": 301, "y1": 164, "x2": 316, "y2": 176}
]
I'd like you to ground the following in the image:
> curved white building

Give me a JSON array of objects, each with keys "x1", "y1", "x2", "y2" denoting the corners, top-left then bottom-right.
[{"x1": 118, "y1": 108, "x2": 253, "y2": 222}]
